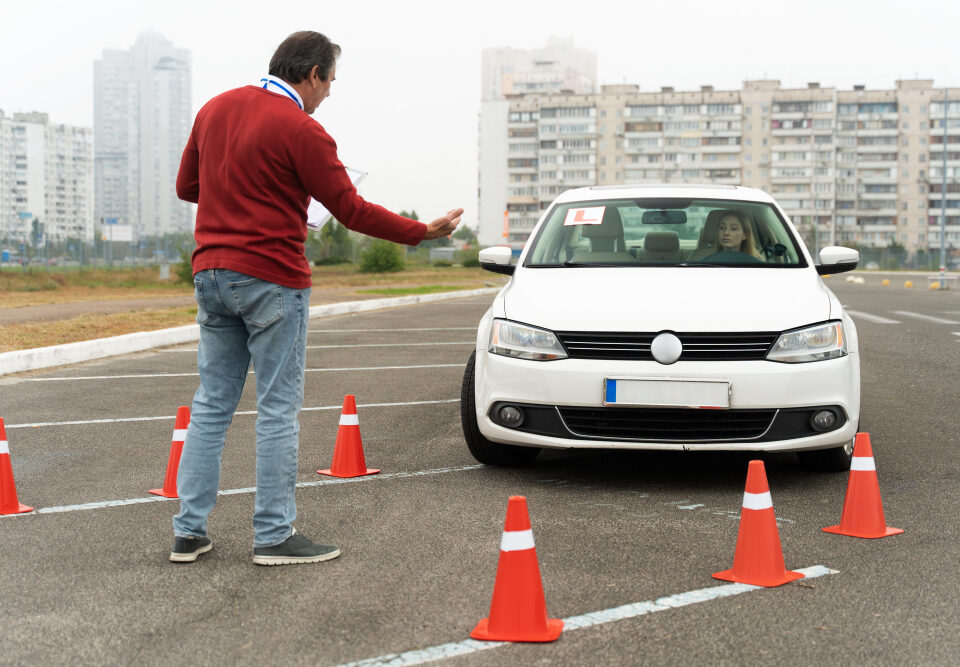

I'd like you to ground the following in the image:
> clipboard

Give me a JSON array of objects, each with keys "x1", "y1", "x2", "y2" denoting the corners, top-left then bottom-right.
[{"x1": 306, "y1": 167, "x2": 367, "y2": 230}]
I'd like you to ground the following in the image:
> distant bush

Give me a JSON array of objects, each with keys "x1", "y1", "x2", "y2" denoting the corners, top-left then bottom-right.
[
  {"x1": 360, "y1": 240, "x2": 404, "y2": 273},
  {"x1": 175, "y1": 260, "x2": 194, "y2": 285},
  {"x1": 456, "y1": 248, "x2": 480, "y2": 268},
  {"x1": 432, "y1": 259, "x2": 453, "y2": 267},
  {"x1": 314, "y1": 256, "x2": 350, "y2": 266}
]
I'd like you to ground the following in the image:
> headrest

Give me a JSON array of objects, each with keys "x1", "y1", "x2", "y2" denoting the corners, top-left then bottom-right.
[
  {"x1": 699, "y1": 210, "x2": 727, "y2": 248},
  {"x1": 581, "y1": 206, "x2": 624, "y2": 238},
  {"x1": 644, "y1": 231, "x2": 680, "y2": 252}
]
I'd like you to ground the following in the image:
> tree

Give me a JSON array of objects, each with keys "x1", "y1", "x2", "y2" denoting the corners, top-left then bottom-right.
[{"x1": 452, "y1": 225, "x2": 478, "y2": 245}]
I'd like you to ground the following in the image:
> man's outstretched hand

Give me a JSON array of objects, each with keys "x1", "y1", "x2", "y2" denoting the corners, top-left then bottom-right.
[{"x1": 422, "y1": 208, "x2": 464, "y2": 241}]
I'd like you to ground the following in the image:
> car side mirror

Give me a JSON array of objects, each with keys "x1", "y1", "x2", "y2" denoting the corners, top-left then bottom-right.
[
  {"x1": 479, "y1": 246, "x2": 515, "y2": 275},
  {"x1": 816, "y1": 246, "x2": 859, "y2": 276}
]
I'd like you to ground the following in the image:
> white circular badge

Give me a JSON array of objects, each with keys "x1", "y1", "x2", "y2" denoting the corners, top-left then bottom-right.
[{"x1": 651, "y1": 332, "x2": 682, "y2": 365}]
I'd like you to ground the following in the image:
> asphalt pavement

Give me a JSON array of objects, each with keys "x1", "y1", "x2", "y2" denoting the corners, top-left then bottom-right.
[{"x1": 0, "y1": 279, "x2": 957, "y2": 665}]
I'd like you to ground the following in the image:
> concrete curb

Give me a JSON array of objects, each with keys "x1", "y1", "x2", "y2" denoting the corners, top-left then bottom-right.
[{"x1": 0, "y1": 287, "x2": 500, "y2": 377}]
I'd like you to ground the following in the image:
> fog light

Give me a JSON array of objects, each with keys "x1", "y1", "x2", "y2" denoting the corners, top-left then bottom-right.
[
  {"x1": 811, "y1": 409, "x2": 838, "y2": 432},
  {"x1": 498, "y1": 406, "x2": 524, "y2": 428}
]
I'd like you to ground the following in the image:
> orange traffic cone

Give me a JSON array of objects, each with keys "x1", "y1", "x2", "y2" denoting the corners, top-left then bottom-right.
[
  {"x1": 317, "y1": 395, "x2": 379, "y2": 477},
  {"x1": 470, "y1": 496, "x2": 564, "y2": 642},
  {"x1": 713, "y1": 460, "x2": 804, "y2": 587},
  {"x1": 0, "y1": 418, "x2": 33, "y2": 515},
  {"x1": 149, "y1": 406, "x2": 190, "y2": 498},
  {"x1": 823, "y1": 433, "x2": 903, "y2": 538}
]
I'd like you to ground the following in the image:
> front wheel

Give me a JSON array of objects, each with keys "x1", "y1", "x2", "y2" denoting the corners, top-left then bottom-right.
[{"x1": 460, "y1": 351, "x2": 540, "y2": 466}]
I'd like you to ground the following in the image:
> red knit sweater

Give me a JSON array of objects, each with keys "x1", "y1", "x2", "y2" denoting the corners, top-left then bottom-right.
[{"x1": 176, "y1": 86, "x2": 426, "y2": 289}]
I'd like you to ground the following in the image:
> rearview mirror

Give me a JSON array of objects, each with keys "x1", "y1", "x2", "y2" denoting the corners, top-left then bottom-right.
[
  {"x1": 816, "y1": 246, "x2": 859, "y2": 275},
  {"x1": 479, "y1": 246, "x2": 515, "y2": 275},
  {"x1": 641, "y1": 210, "x2": 687, "y2": 225}
]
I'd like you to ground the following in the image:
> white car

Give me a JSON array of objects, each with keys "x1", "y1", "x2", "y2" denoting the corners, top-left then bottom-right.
[{"x1": 461, "y1": 184, "x2": 861, "y2": 470}]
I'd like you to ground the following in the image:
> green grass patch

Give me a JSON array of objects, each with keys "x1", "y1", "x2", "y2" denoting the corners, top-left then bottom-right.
[{"x1": 356, "y1": 284, "x2": 468, "y2": 296}]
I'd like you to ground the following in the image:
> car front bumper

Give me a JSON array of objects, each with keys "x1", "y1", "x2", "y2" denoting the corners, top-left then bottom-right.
[{"x1": 475, "y1": 350, "x2": 860, "y2": 452}]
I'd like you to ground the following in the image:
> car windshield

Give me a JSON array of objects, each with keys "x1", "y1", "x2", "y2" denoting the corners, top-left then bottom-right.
[{"x1": 524, "y1": 197, "x2": 806, "y2": 268}]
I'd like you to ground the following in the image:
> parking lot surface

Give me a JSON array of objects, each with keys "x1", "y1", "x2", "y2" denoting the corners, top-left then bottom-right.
[{"x1": 1, "y1": 282, "x2": 958, "y2": 665}]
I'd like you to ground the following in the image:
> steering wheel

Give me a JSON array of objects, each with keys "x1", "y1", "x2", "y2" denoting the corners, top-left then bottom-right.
[{"x1": 700, "y1": 251, "x2": 765, "y2": 265}]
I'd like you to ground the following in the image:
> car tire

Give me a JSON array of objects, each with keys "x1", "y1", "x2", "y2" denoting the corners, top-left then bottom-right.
[
  {"x1": 460, "y1": 351, "x2": 540, "y2": 466},
  {"x1": 797, "y1": 428, "x2": 856, "y2": 472}
]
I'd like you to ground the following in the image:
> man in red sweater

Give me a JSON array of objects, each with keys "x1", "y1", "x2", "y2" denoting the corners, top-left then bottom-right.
[{"x1": 170, "y1": 31, "x2": 461, "y2": 565}]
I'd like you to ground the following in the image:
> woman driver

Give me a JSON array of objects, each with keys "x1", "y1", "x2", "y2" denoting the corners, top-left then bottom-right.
[{"x1": 715, "y1": 210, "x2": 762, "y2": 259}]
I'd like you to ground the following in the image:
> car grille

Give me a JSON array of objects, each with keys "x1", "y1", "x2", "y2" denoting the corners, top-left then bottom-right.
[
  {"x1": 557, "y1": 406, "x2": 777, "y2": 441},
  {"x1": 554, "y1": 331, "x2": 779, "y2": 361}
]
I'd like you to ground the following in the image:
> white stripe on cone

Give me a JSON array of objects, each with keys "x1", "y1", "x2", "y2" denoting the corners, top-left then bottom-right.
[
  {"x1": 339, "y1": 414, "x2": 360, "y2": 426},
  {"x1": 500, "y1": 529, "x2": 535, "y2": 552},
  {"x1": 742, "y1": 491, "x2": 773, "y2": 511},
  {"x1": 0, "y1": 440, "x2": 8, "y2": 455},
  {"x1": 172, "y1": 429, "x2": 187, "y2": 441},
  {"x1": 850, "y1": 456, "x2": 876, "y2": 471}
]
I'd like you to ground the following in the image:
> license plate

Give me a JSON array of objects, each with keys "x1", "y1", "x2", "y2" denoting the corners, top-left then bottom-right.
[{"x1": 603, "y1": 378, "x2": 730, "y2": 409}]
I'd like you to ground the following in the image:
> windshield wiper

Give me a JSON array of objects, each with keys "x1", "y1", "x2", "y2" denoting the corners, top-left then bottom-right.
[
  {"x1": 675, "y1": 262, "x2": 726, "y2": 268},
  {"x1": 562, "y1": 260, "x2": 635, "y2": 267}
]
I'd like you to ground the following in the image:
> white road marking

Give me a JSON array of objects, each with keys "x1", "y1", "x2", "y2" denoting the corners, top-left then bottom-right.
[
  {"x1": 309, "y1": 327, "x2": 476, "y2": 333},
  {"x1": 846, "y1": 310, "x2": 901, "y2": 324},
  {"x1": 161, "y1": 342, "x2": 474, "y2": 352},
  {"x1": 891, "y1": 311, "x2": 960, "y2": 325},
  {"x1": 4, "y1": 398, "x2": 459, "y2": 429},
  {"x1": 337, "y1": 566, "x2": 838, "y2": 667},
  {"x1": 1, "y1": 464, "x2": 484, "y2": 517},
  {"x1": 23, "y1": 364, "x2": 464, "y2": 383},
  {"x1": 306, "y1": 342, "x2": 474, "y2": 350}
]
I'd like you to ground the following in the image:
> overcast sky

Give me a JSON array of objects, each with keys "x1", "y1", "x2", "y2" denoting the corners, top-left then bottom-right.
[{"x1": 2, "y1": 0, "x2": 958, "y2": 230}]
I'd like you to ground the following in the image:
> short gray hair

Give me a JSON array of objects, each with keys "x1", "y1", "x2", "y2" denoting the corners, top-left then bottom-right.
[{"x1": 269, "y1": 31, "x2": 341, "y2": 84}]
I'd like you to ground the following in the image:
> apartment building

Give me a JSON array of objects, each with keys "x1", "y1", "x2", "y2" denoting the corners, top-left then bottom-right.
[
  {"x1": 0, "y1": 110, "x2": 94, "y2": 244},
  {"x1": 94, "y1": 32, "x2": 192, "y2": 238},
  {"x1": 479, "y1": 38, "x2": 597, "y2": 246},
  {"x1": 479, "y1": 79, "x2": 960, "y2": 261}
]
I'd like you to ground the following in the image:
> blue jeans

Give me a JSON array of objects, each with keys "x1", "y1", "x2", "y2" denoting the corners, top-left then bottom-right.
[{"x1": 173, "y1": 269, "x2": 310, "y2": 547}]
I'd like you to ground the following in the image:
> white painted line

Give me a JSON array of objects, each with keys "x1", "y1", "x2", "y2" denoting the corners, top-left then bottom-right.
[
  {"x1": 162, "y1": 342, "x2": 475, "y2": 352},
  {"x1": 338, "y1": 565, "x2": 838, "y2": 667},
  {"x1": 306, "y1": 342, "x2": 473, "y2": 350},
  {"x1": 309, "y1": 327, "x2": 476, "y2": 333},
  {"x1": 4, "y1": 398, "x2": 458, "y2": 430},
  {"x1": 891, "y1": 311, "x2": 960, "y2": 325},
  {"x1": 846, "y1": 310, "x2": 901, "y2": 324},
  {"x1": 0, "y1": 288, "x2": 496, "y2": 377},
  {"x1": 951, "y1": 332, "x2": 960, "y2": 337},
  {"x1": 2, "y1": 464, "x2": 484, "y2": 517},
  {"x1": 23, "y1": 364, "x2": 464, "y2": 383}
]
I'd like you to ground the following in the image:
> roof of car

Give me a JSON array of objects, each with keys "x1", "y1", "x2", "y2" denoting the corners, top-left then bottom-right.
[{"x1": 556, "y1": 183, "x2": 776, "y2": 205}]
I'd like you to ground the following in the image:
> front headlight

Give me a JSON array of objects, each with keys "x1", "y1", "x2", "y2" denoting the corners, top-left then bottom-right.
[
  {"x1": 767, "y1": 321, "x2": 847, "y2": 363},
  {"x1": 489, "y1": 319, "x2": 568, "y2": 361}
]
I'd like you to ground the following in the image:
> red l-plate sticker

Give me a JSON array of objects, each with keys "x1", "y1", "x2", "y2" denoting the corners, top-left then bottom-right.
[{"x1": 563, "y1": 206, "x2": 606, "y2": 226}]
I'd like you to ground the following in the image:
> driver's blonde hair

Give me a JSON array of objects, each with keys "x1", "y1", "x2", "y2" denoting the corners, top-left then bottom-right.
[{"x1": 714, "y1": 210, "x2": 761, "y2": 259}]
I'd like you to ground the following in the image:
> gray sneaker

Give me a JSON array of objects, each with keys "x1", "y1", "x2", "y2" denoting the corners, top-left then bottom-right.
[
  {"x1": 252, "y1": 528, "x2": 341, "y2": 566},
  {"x1": 170, "y1": 535, "x2": 213, "y2": 563}
]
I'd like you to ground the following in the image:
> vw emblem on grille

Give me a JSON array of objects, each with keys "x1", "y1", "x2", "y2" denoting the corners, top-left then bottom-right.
[{"x1": 651, "y1": 332, "x2": 682, "y2": 365}]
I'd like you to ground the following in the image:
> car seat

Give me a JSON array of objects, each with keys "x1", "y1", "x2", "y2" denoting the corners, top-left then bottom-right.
[
  {"x1": 569, "y1": 206, "x2": 633, "y2": 263},
  {"x1": 641, "y1": 231, "x2": 681, "y2": 261},
  {"x1": 581, "y1": 206, "x2": 626, "y2": 252},
  {"x1": 686, "y1": 210, "x2": 725, "y2": 261}
]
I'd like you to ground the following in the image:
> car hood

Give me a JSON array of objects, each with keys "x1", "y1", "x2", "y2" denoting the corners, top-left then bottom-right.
[{"x1": 504, "y1": 267, "x2": 832, "y2": 332}]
